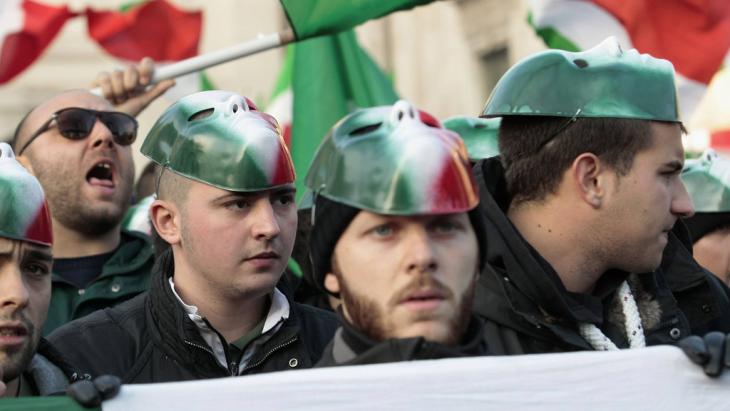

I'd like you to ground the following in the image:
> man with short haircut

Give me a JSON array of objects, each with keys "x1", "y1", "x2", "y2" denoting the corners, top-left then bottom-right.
[
  {"x1": 49, "y1": 91, "x2": 337, "y2": 382},
  {"x1": 12, "y1": 60, "x2": 172, "y2": 334},
  {"x1": 472, "y1": 38, "x2": 730, "y2": 354},
  {"x1": 307, "y1": 101, "x2": 489, "y2": 366},
  {"x1": 0, "y1": 143, "x2": 71, "y2": 397}
]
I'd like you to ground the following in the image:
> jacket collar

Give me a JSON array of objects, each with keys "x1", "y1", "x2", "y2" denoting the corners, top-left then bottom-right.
[
  {"x1": 168, "y1": 276, "x2": 290, "y2": 371},
  {"x1": 473, "y1": 157, "x2": 624, "y2": 325}
]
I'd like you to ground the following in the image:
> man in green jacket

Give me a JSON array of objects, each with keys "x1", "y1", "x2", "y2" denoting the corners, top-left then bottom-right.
[{"x1": 11, "y1": 59, "x2": 172, "y2": 334}]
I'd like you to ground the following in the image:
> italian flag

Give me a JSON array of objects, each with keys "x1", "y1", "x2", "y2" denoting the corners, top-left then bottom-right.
[
  {"x1": 529, "y1": 0, "x2": 730, "y2": 122},
  {"x1": 0, "y1": 0, "x2": 74, "y2": 84},
  {"x1": 266, "y1": 29, "x2": 399, "y2": 200},
  {"x1": 86, "y1": 0, "x2": 212, "y2": 98}
]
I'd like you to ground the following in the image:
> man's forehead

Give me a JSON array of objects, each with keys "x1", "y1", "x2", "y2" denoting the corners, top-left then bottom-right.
[
  {"x1": 0, "y1": 237, "x2": 52, "y2": 257},
  {"x1": 190, "y1": 178, "x2": 295, "y2": 198},
  {"x1": 27, "y1": 90, "x2": 112, "y2": 127}
]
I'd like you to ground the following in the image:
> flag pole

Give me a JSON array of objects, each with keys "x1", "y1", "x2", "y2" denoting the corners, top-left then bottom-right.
[{"x1": 90, "y1": 28, "x2": 296, "y2": 95}]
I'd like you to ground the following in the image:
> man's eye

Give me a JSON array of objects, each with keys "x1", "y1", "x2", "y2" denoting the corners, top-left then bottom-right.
[
  {"x1": 275, "y1": 194, "x2": 295, "y2": 206},
  {"x1": 227, "y1": 200, "x2": 250, "y2": 210},
  {"x1": 25, "y1": 263, "x2": 50, "y2": 277},
  {"x1": 372, "y1": 225, "x2": 393, "y2": 237}
]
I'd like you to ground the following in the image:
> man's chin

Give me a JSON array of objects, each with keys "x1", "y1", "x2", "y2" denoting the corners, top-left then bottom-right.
[{"x1": 389, "y1": 320, "x2": 455, "y2": 345}]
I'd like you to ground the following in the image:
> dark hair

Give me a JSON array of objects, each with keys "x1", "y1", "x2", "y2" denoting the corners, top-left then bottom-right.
[{"x1": 499, "y1": 116, "x2": 654, "y2": 204}]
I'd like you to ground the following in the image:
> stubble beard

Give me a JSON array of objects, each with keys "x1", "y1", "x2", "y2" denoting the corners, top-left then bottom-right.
[
  {"x1": 0, "y1": 314, "x2": 38, "y2": 383},
  {"x1": 32, "y1": 159, "x2": 132, "y2": 237},
  {"x1": 335, "y1": 268, "x2": 476, "y2": 346}
]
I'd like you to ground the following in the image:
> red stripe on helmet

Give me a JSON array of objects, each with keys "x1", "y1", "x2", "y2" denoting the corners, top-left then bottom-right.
[{"x1": 25, "y1": 201, "x2": 53, "y2": 246}]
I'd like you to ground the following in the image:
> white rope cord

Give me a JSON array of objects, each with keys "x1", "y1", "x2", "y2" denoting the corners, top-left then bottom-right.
[{"x1": 578, "y1": 281, "x2": 646, "y2": 351}]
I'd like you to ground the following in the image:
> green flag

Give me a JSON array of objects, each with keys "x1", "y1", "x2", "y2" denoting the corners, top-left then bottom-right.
[
  {"x1": 269, "y1": 30, "x2": 399, "y2": 199},
  {"x1": 280, "y1": 0, "x2": 434, "y2": 40}
]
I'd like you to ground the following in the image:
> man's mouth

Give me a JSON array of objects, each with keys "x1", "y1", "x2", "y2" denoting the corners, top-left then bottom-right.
[
  {"x1": 248, "y1": 251, "x2": 280, "y2": 260},
  {"x1": 86, "y1": 160, "x2": 116, "y2": 189},
  {"x1": 400, "y1": 289, "x2": 447, "y2": 310},
  {"x1": 0, "y1": 324, "x2": 28, "y2": 347},
  {"x1": 244, "y1": 251, "x2": 281, "y2": 269}
]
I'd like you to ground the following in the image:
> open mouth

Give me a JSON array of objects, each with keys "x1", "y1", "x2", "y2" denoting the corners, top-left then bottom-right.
[
  {"x1": 0, "y1": 328, "x2": 26, "y2": 337},
  {"x1": 0, "y1": 325, "x2": 28, "y2": 345},
  {"x1": 86, "y1": 161, "x2": 115, "y2": 188}
]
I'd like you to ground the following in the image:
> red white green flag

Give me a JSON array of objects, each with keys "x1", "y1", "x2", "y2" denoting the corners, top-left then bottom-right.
[
  {"x1": 0, "y1": 0, "x2": 74, "y2": 84},
  {"x1": 86, "y1": 0, "x2": 212, "y2": 98},
  {"x1": 529, "y1": 0, "x2": 730, "y2": 122}
]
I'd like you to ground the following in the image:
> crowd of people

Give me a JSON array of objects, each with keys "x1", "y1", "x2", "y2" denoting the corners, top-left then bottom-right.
[{"x1": 2, "y1": 37, "x2": 730, "y2": 406}]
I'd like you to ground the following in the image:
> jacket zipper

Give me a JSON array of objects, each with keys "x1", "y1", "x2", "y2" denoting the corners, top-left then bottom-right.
[
  {"x1": 242, "y1": 336, "x2": 298, "y2": 372},
  {"x1": 184, "y1": 340, "x2": 216, "y2": 357}
]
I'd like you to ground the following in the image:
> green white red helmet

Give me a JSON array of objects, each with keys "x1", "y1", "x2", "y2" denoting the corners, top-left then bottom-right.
[
  {"x1": 482, "y1": 37, "x2": 679, "y2": 122},
  {"x1": 0, "y1": 143, "x2": 52, "y2": 246},
  {"x1": 443, "y1": 116, "x2": 500, "y2": 161},
  {"x1": 305, "y1": 100, "x2": 478, "y2": 215},
  {"x1": 141, "y1": 90, "x2": 295, "y2": 191}
]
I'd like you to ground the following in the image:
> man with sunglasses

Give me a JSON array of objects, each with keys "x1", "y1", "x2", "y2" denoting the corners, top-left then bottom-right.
[{"x1": 11, "y1": 60, "x2": 173, "y2": 335}]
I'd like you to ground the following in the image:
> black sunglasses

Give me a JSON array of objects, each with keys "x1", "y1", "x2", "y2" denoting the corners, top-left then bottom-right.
[{"x1": 18, "y1": 107, "x2": 138, "y2": 155}]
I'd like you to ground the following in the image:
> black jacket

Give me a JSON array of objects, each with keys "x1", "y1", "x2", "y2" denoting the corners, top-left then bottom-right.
[
  {"x1": 472, "y1": 157, "x2": 730, "y2": 355},
  {"x1": 317, "y1": 312, "x2": 488, "y2": 367},
  {"x1": 48, "y1": 267, "x2": 338, "y2": 383}
]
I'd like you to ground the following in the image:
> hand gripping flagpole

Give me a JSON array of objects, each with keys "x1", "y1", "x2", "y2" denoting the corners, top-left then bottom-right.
[{"x1": 90, "y1": 28, "x2": 296, "y2": 96}]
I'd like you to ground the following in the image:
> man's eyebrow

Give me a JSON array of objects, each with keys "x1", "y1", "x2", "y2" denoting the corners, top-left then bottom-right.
[
  {"x1": 24, "y1": 250, "x2": 53, "y2": 262},
  {"x1": 271, "y1": 186, "x2": 296, "y2": 196}
]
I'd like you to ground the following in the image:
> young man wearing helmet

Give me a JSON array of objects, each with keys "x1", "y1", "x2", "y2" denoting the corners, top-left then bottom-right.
[
  {"x1": 307, "y1": 101, "x2": 489, "y2": 366},
  {"x1": 49, "y1": 91, "x2": 337, "y2": 383},
  {"x1": 0, "y1": 143, "x2": 72, "y2": 397},
  {"x1": 471, "y1": 38, "x2": 730, "y2": 358}
]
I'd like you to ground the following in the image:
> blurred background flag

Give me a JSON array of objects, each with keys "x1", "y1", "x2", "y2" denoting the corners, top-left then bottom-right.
[
  {"x1": 279, "y1": 0, "x2": 434, "y2": 40},
  {"x1": 266, "y1": 29, "x2": 399, "y2": 199},
  {"x1": 528, "y1": 0, "x2": 730, "y2": 123},
  {"x1": 85, "y1": 0, "x2": 213, "y2": 98},
  {"x1": 0, "y1": 0, "x2": 74, "y2": 84}
]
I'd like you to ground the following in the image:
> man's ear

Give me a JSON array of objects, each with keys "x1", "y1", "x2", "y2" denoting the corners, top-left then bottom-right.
[
  {"x1": 323, "y1": 272, "x2": 341, "y2": 295},
  {"x1": 150, "y1": 199, "x2": 181, "y2": 245},
  {"x1": 572, "y1": 153, "x2": 607, "y2": 209}
]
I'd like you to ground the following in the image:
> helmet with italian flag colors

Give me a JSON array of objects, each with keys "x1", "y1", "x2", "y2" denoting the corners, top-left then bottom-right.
[
  {"x1": 482, "y1": 36, "x2": 680, "y2": 122},
  {"x1": 0, "y1": 143, "x2": 52, "y2": 246},
  {"x1": 443, "y1": 116, "x2": 500, "y2": 161},
  {"x1": 141, "y1": 90, "x2": 295, "y2": 191},
  {"x1": 305, "y1": 100, "x2": 479, "y2": 215}
]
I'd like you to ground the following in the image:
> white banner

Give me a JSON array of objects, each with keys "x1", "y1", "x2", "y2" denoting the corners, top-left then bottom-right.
[{"x1": 104, "y1": 346, "x2": 730, "y2": 410}]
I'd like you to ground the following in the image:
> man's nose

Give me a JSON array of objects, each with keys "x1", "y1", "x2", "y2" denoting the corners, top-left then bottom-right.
[
  {"x1": 403, "y1": 227, "x2": 438, "y2": 274},
  {"x1": 88, "y1": 119, "x2": 115, "y2": 150},
  {"x1": 251, "y1": 200, "x2": 281, "y2": 240},
  {"x1": 673, "y1": 179, "x2": 695, "y2": 219},
  {"x1": 0, "y1": 265, "x2": 30, "y2": 313}
]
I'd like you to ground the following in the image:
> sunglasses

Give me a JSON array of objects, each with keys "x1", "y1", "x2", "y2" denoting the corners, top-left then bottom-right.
[{"x1": 18, "y1": 107, "x2": 138, "y2": 155}]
